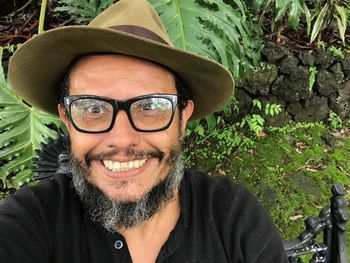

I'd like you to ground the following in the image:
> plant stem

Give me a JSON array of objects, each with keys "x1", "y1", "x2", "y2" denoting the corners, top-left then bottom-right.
[{"x1": 38, "y1": 0, "x2": 47, "y2": 34}]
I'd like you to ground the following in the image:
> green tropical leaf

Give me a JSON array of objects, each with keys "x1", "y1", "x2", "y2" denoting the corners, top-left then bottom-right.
[
  {"x1": 287, "y1": 0, "x2": 302, "y2": 29},
  {"x1": 334, "y1": 5, "x2": 347, "y2": 45},
  {"x1": 251, "y1": 0, "x2": 265, "y2": 12},
  {"x1": 0, "y1": 48, "x2": 66, "y2": 189},
  {"x1": 205, "y1": 114, "x2": 217, "y2": 132},
  {"x1": 275, "y1": 0, "x2": 292, "y2": 22},
  {"x1": 302, "y1": 1, "x2": 311, "y2": 36},
  {"x1": 253, "y1": 114, "x2": 264, "y2": 126},
  {"x1": 149, "y1": 0, "x2": 262, "y2": 81},
  {"x1": 252, "y1": 99, "x2": 262, "y2": 110},
  {"x1": 309, "y1": 3, "x2": 329, "y2": 44},
  {"x1": 265, "y1": 103, "x2": 270, "y2": 115},
  {"x1": 55, "y1": 0, "x2": 114, "y2": 23}
]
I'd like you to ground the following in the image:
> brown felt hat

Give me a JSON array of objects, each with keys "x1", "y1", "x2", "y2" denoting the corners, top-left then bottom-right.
[{"x1": 8, "y1": 0, "x2": 234, "y2": 120}]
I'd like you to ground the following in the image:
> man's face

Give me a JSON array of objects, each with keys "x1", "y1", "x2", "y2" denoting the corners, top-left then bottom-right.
[{"x1": 58, "y1": 54, "x2": 193, "y2": 203}]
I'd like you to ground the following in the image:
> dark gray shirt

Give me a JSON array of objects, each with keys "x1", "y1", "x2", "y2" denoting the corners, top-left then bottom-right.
[{"x1": 0, "y1": 170, "x2": 288, "y2": 262}]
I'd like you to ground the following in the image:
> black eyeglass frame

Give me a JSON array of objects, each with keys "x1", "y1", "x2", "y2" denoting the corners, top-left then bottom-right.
[{"x1": 63, "y1": 94, "x2": 179, "y2": 134}]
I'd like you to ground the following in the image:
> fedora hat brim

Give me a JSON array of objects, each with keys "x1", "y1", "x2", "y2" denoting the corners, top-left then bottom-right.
[{"x1": 9, "y1": 25, "x2": 234, "y2": 120}]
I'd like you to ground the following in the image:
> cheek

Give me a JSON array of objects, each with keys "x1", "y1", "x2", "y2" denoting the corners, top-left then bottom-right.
[
  {"x1": 145, "y1": 125, "x2": 181, "y2": 152},
  {"x1": 69, "y1": 132, "x2": 98, "y2": 159}
]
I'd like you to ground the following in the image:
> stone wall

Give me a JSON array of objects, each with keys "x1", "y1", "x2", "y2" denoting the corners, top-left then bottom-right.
[{"x1": 235, "y1": 42, "x2": 350, "y2": 126}]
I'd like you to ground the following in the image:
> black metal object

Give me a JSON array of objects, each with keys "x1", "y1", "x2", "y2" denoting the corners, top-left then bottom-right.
[
  {"x1": 32, "y1": 135, "x2": 349, "y2": 262},
  {"x1": 284, "y1": 185, "x2": 349, "y2": 263},
  {"x1": 32, "y1": 134, "x2": 70, "y2": 180}
]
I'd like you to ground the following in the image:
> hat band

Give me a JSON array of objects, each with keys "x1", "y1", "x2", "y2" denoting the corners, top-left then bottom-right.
[{"x1": 110, "y1": 25, "x2": 168, "y2": 45}]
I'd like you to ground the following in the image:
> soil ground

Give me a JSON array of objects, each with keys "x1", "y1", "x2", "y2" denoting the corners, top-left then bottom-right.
[{"x1": 0, "y1": 0, "x2": 68, "y2": 70}]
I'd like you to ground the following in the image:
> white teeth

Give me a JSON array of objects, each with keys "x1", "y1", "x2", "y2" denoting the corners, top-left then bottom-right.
[
  {"x1": 133, "y1": 160, "x2": 139, "y2": 168},
  {"x1": 120, "y1": 162, "x2": 128, "y2": 171},
  {"x1": 113, "y1": 162, "x2": 120, "y2": 171},
  {"x1": 103, "y1": 159, "x2": 146, "y2": 172}
]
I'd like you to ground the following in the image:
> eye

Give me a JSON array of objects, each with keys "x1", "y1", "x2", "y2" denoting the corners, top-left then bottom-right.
[
  {"x1": 86, "y1": 104, "x2": 104, "y2": 114},
  {"x1": 142, "y1": 102, "x2": 156, "y2": 111},
  {"x1": 133, "y1": 99, "x2": 155, "y2": 111},
  {"x1": 140, "y1": 98, "x2": 170, "y2": 110},
  {"x1": 71, "y1": 99, "x2": 111, "y2": 116}
]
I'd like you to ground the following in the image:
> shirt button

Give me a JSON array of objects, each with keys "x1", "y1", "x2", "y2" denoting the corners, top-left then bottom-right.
[{"x1": 114, "y1": 240, "x2": 124, "y2": 250}]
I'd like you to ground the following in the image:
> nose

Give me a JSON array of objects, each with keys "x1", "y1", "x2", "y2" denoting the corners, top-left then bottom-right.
[{"x1": 105, "y1": 110, "x2": 141, "y2": 149}]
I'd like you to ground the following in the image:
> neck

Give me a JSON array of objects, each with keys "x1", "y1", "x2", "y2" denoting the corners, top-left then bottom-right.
[
  {"x1": 117, "y1": 190, "x2": 180, "y2": 240},
  {"x1": 117, "y1": 190, "x2": 181, "y2": 263}
]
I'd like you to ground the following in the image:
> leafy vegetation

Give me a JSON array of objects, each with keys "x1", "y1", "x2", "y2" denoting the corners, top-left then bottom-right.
[
  {"x1": 246, "y1": 0, "x2": 349, "y2": 46},
  {"x1": 308, "y1": 65, "x2": 317, "y2": 91},
  {"x1": 55, "y1": 0, "x2": 114, "y2": 23},
  {"x1": 0, "y1": 0, "x2": 265, "y2": 189},
  {"x1": 149, "y1": 0, "x2": 262, "y2": 81},
  {"x1": 55, "y1": 0, "x2": 262, "y2": 82},
  {"x1": 328, "y1": 111, "x2": 343, "y2": 130},
  {"x1": 240, "y1": 99, "x2": 283, "y2": 134},
  {"x1": 0, "y1": 48, "x2": 65, "y2": 189},
  {"x1": 54, "y1": 0, "x2": 263, "y2": 133},
  {"x1": 328, "y1": 45, "x2": 345, "y2": 58},
  {"x1": 184, "y1": 121, "x2": 350, "y2": 258}
]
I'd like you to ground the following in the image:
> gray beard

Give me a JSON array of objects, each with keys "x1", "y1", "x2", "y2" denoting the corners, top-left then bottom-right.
[{"x1": 69, "y1": 151, "x2": 184, "y2": 232}]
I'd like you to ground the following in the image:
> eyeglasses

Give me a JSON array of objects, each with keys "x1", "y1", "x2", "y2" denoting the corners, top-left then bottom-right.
[{"x1": 63, "y1": 94, "x2": 178, "y2": 133}]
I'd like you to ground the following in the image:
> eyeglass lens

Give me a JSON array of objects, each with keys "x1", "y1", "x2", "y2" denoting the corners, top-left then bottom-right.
[{"x1": 69, "y1": 97, "x2": 173, "y2": 132}]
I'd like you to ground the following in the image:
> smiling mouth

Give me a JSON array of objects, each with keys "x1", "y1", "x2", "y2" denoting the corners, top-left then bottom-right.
[{"x1": 102, "y1": 159, "x2": 147, "y2": 172}]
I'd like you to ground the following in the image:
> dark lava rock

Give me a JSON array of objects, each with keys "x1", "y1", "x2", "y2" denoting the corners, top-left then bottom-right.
[
  {"x1": 280, "y1": 55, "x2": 299, "y2": 74},
  {"x1": 262, "y1": 42, "x2": 290, "y2": 63},
  {"x1": 329, "y1": 62, "x2": 343, "y2": 74},
  {"x1": 246, "y1": 64, "x2": 278, "y2": 96},
  {"x1": 341, "y1": 56, "x2": 350, "y2": 78},
  {"x1": 316, "y1": 69, "x2": 343, "y2": 96},
  {"x1": 265, "y1": 111, "x2": 292, "y2": 127},
  {"x1": 328, "y1": 93, "x2": 338, "y2": 111},
  {"x1": 333, "y1": 80, "x2": 350, "y2": 118},
  {"x1": 337, "y1": 80, "x2": 350, "y2": 102},
  {"x1": 272, "y1": 66, "x2": 311, "y2": 102},
  {"x1": 298, "y1": 50, "x2": 315, "y2": 66},
  {"x1": 315, "y1": 49, "x2": 337, "y2": 69},
  {"x1": 230, "y1": 88, "x2": 252, "y2": 119},
  {"x1": 286, "y1": 101, "x2": 303, "y2": 116},
  {"x1": 294, "y1": 96, "x2": 329, "y2": 122}
]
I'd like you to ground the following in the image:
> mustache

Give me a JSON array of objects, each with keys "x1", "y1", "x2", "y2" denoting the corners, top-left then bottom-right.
[{"x1": 85, "y1": 147, "x2": 165, "y2": 166}]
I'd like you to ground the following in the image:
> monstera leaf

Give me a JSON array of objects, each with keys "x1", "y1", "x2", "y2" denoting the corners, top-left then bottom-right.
[
  {"x1": 55, "y1": 0, "x2": 262, "y2": 80},
  {"x1": 0, "y1": 48, "x2": 66, "y2": 189},
  {"x1": 0, "y1": 0, "x2": 262, "y2": 190},
  {"x1": 148, "y1": 0, "x2": 262, "y2": 81},
  {"x1": 55, "y1": 0, "x2": 114, "y2": 23}
]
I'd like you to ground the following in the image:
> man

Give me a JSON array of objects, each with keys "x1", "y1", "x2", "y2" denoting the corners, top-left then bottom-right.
[{"x1": 0, "y1": 0, "x2": 288, "y2": 262}]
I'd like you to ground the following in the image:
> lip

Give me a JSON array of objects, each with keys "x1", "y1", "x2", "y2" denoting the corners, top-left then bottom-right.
[{"x1": 93, "y1": 158, "x2": 152, "y2": 179}]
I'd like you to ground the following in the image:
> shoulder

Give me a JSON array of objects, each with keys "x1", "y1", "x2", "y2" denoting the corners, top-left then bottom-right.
[
  {"x1": 184, "y1": 169, "x2": 251, "y2": 204},
  {"x1": 0, "y1": 174, "x2": 78, "y2": 219},
  {"x1": 9, "y1": 174, "x2": 73, "y2": 199},
  {"x1": 0, "y1": 175, "x2": 78, "y2": 261},
  {"x1": 183, "y1": 169, "x2": 273, "y2": 226},
  {"x1": 183, "y1": 170, "x2": 288, "y2": 262}
]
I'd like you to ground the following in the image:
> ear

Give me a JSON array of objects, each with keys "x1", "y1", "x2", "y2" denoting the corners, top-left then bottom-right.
[
  {"x1": 180, "y1": 100, "x2": 194, "y2": 134},
  {"x1": 58, "y1": 104, "x2": 71, "y2": 131}
]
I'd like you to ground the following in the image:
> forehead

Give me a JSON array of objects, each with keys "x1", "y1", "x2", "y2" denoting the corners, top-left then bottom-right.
[{"x1": 68, "y1": 54, "x2": 177, "y2": 98}]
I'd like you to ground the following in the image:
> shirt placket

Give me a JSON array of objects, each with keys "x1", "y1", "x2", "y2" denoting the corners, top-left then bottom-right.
[{"x1": 109, "y1": 234, "x2": 133, "y2": 263}]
